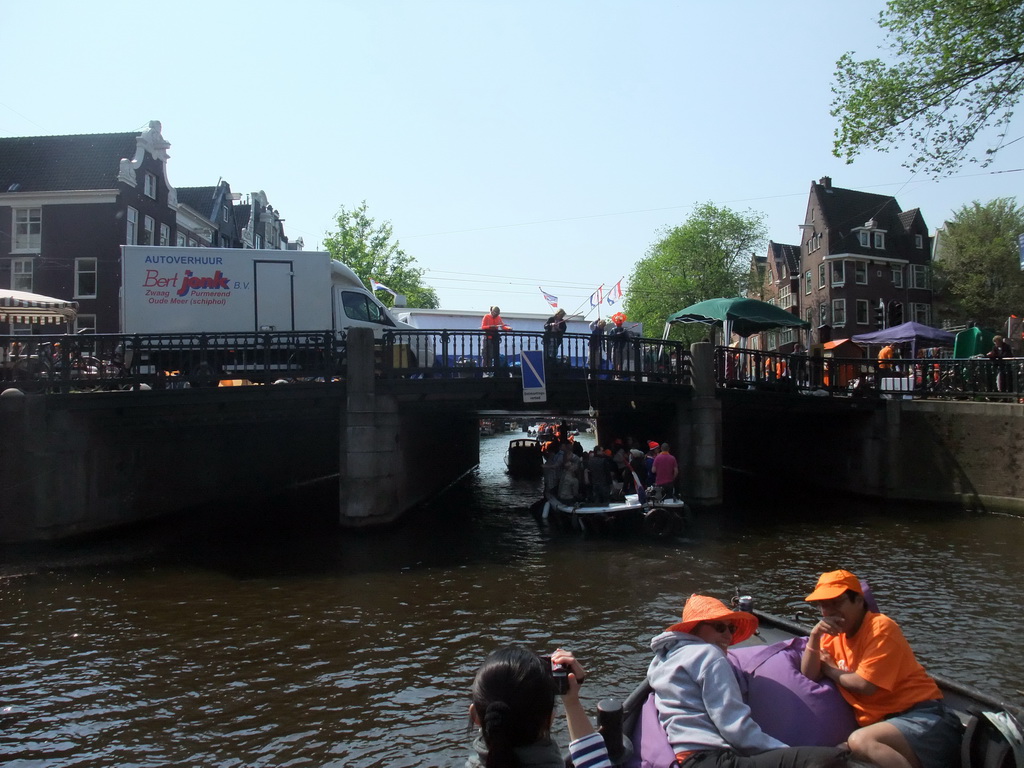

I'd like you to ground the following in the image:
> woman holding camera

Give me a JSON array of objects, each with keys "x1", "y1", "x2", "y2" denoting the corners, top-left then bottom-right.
[{"x1": 467, "y1": 645, "x2": 612, "y2": 768}]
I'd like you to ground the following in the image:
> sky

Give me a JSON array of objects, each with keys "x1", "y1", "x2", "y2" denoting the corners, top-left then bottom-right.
[{"x1": 2, "y1": 0, "x2": 1021, "y2": 319}]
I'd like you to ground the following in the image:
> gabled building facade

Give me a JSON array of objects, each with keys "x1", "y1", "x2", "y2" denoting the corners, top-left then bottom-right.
[
  {"x1": 0, "y1": 121, "x2": 177, "y2": 333},
  {"x1": 753, "y1": 176, "x2": 934, "y2": 351},
  {"x1": 0, "y1": 121, "x2": 299, "y2": 334}
]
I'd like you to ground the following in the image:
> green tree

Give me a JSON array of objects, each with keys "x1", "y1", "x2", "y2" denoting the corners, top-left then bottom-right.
[
  {"x1": 624, "y1": 202, "x2": 767, "y2": 341},
  {"x1": 933, "y1": 197, "x2": 1024, "y2": 327},
  {"x1": 831, "y1": 0, "x2": 1024, "y2": 176},
  {"x1": 322, "y1": 201, "x2": 439, "y2": 309}
]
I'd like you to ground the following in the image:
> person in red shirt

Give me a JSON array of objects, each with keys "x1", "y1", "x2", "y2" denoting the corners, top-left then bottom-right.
[
  {"x1": 480, "y1": 306, "x2": 511, "y2": 373},
  {"x1": 799, "y1": 570, "x2": 963, "y2": 768},
  {"x1": 651, "y1": 443, "x2": 679, "y2": 498}
]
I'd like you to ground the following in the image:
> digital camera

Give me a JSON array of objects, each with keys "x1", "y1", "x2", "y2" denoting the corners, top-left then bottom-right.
[{"x1": 541, "y1": 655, "x2": 570, "y2": 695}]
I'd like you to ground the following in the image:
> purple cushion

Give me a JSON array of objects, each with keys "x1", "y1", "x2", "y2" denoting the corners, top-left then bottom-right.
[
  {"x1": 729, "y1": 637, "x2": 857, "y2": 747},
  {"x1": 623, "y1": 692, "x2": 676, "y2": 768}
]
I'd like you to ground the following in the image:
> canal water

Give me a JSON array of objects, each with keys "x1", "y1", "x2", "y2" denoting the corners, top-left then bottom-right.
[{"x1": 1, "y1": 432, "x2": 1022, "y2": 767}]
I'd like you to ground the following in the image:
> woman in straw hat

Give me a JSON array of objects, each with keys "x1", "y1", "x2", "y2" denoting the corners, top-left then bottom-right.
[
  {"x1": 648, "y1": 594, "x2": 849, "y2": 768},
  {"x1": 467, "y1": 645, "x2": 612, "y2": 768}
]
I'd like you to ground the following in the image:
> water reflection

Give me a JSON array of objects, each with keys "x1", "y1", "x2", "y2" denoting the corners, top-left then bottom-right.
[{"x1": 0, "y1": 431, "x2": 1021, "y2": 767}]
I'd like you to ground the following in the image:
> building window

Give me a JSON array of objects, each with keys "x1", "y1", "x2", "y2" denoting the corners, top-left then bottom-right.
[
  {"x1": 892, "y1": 267, "x2": 903, "y2": 288},
  {"x1": 830, "y1": 260, "x2": 845, "y2": 286},
  {"x1": 831, "y1": 298, "x2": 846, "y2": 326},
  {"x1": 805, "y1": 308, "x2": 814, "y2": 327},
  {"x1": 779, "y1": 285, "x2": 793, "y2": 308},
  {"x1": 223, "y1": 206, "x2": 230, "y2": 222},
  {"x1": 74, "y1": 313, "x2": 96, "y2": 334},
  {"x1": 910, "y1": 302, "x2": 931, "y2": 325},
  {"x1": 858, "y1": 230, "x2": 870, "y2": 248},
  {"x1": 818, "y1": 263, "x2": 826, "y2": 289},
  {"x1": 915, "y1": 234, "x2": 924, "y2": 249},
  {"x1": 873, "y1": 231, "x2": 885, "y2": 249},
  {"x1": 819, "y1": 303, "x2": 829, "y2": 326},
  {"x1": 187, "y1": 237, "x2": 198, "y2": 247},
  {"x1": 255, "y1": 234, "x2": 263, "y2": 249},
  {"x1": 910, "y1": 265, "x2": 930, "y2": 289},
  {"x1": 804, "y1": 270, "x2": 812, "y2": 295},
  {"x1": 74, "y1": 258, "x2": 97, "y2": 298},
  {"x1": 780, "y1": 328, "x2": 794, "y2": 346},
  {"x1": 11, "y1": 257, "x2": 33, "y2": 291},
  {"x1": 144, "y1": 172, "x2": 157, "y2": 199},
  {"x1": 13, "y1": 208, "x2": 42, "y2": 251},
  {"x1": 855, "y1": 261, "x2": 868, "y2": 284},
  {"x1": 856, "y1": 299, "x2": 870, "y2": 325},
  {"x1": 159, "y1": 223, "x2": 170, "y2": 246},
  {"x1": 142, "y1": 215, "x2": 155, "y2": 245},
  {"x1": 176, "y1": 232, "x2": 186, "y2": 246},
  {"x1": 779, "y1": 263, "x2": 787, "y2": 279},
  {"x1": 126, "y1": 207, "x2": 138, "y2": 244}
]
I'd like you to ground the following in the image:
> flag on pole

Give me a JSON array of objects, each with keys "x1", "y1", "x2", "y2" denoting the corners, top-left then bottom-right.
[
  {"x1": 605, "y1": 280, "x2": 623, "y2": 306},
  {"x1": 539, "y1": 287, "x2": 558, "y2": 308},
  {"x1": 589, "y1": 285, "x2": 604, "y2": 308},
  {"x1": 371, "y1": 279, "x2": 397, "y2": 297}
]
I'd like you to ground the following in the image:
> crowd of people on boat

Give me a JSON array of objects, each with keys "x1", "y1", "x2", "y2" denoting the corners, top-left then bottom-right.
[
  {"x1": 464, "y1": 569, "x2": 965, "y2": 768},
  {"x1": 538, "y1": 431, "x2": 679, "y2": 506}
]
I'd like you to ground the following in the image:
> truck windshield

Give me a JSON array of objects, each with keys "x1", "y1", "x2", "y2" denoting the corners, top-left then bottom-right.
[{"x1": 342, "y1": 292, "x2": 395, "y2": 326}]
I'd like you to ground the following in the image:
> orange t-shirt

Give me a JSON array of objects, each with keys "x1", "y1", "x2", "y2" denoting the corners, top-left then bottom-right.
[{"x1": 820, "y1": 611, "x2": 941, "y2": 725}]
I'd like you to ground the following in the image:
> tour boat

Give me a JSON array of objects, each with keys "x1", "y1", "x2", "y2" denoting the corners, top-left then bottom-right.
[
  {"x1": 505, "y1": 437, "x2": 544, "y2": 477},
  {"x1": 539, "y1": 490, "x2": 691, "y2": 538}
]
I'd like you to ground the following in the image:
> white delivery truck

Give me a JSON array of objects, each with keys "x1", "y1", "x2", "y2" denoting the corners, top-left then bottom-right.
[
  {"x1": 120, "y1": 246, "x2": 429, "y2": 379},
  {"x1": 121, "y1": 245, "x2": 414, "y2": 337}
]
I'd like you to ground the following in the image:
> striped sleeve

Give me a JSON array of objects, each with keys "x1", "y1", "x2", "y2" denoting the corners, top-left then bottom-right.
[{"x1": 568, "y1": 732, "x2": 613, "y2": 768}]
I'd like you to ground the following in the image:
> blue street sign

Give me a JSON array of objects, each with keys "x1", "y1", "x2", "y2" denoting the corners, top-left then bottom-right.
[{"x1": 520, "y1": 350, "x2": 547, "y2": 402}]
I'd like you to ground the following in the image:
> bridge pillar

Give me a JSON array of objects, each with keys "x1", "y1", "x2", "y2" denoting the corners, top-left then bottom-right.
[
  {"x1": 341, "y1": 328, "x2": 403, "y2": 525},
  {"x1": 340, "y1": 329, "x2": 479, "y2": 527},
  {"x1": 682, "y1": 342, "x2": 722, "y2": 506}
]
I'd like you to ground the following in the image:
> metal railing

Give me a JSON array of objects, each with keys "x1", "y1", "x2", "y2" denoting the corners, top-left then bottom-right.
[
  {"x1": 0, "y1": 331, "x2": 341, "y2": 392},
  {"x1": 380, "y1": 329, "x2": 692, "y2": 385},
  {"x1": 714, "y1": 346, "x2": 1024, "y2": 401},
  {"x1": 1, "y1": 330, "x2": 692, "y2": 393}
]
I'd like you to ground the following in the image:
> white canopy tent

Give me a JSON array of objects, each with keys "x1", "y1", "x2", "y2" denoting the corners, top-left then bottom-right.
[{"x1": 0, "y1": 289, "x2": 78, "y2": 327}]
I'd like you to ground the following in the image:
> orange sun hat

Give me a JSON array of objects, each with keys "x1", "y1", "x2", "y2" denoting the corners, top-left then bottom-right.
[{"x1": 666, "y1": 593, "x2": 758, "y2": 645}]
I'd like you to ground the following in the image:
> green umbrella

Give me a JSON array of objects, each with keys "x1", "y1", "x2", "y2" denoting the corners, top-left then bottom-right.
[{"x1": 666, "y1": 297, "x2": 809, "y2": 338}]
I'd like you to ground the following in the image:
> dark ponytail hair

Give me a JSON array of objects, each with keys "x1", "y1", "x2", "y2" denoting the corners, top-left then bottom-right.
[{"x1": 471, "y1": 646, "x2": 554, "y2": 768}]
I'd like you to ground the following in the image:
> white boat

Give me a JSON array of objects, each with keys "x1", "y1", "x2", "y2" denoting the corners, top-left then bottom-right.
[{"x1": 539, "y1": 490, "x2": 691, "y2": 538}]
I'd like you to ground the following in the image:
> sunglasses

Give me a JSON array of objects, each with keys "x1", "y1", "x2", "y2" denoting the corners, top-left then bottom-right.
[{"x1": 701, "y1": 622, "x2": 738, "y2": 634}]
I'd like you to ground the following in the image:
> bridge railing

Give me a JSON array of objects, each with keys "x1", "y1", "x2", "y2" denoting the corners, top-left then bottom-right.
[
  {"x1": 714, "y1": 346, "x2": 1024, "y2": 400},
  {"x1": 0, "y1": 331, "x2": 341, "y2": 392},
  {"x1": 1, "y1": 329, "x2": 693, "y2": 392},
  {"x1": 380, "y1": 329, "x2": 692, "y2": 385}
]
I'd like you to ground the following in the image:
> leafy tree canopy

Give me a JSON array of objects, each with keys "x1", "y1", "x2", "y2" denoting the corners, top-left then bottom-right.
[
  {"x1": 624, "y1": 202, "x2": 767, "y2": 342},
  {"x1": 933, "y1": 197, "x2": 1024, "y2": 327},
  {"x1": 322, "y1": 201, "x2": 439, "y2": 309},
  {"x1": 832, "y1": 0, "x2": 1024, "y2": 176}
]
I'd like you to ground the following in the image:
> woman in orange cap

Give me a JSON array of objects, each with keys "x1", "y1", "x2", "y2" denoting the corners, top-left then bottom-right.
[
  {"x1": 800, "y1": 570, "x2": 963, "y2": 768},
  {"x1": 648, "y1": 594, "x2": 849, "y2": 768}
]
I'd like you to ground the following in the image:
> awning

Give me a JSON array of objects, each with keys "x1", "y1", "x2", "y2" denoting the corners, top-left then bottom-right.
[{"x1": 0, "y1": 289, "x2": 79, "y2": 325}]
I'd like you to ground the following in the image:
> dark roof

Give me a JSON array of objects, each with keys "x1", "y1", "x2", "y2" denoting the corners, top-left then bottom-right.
[
  {"x1": 0, "y1": 132, "x2": 139, "y2": 192},
  {"x1": 769, "y1": 241, "x2": 801, "y2": 273},
  {"x1": 176, "y1": 186, "x2": 219, "y2": 217},
  {"x1": 814, "y1": 182, "x2": 903, "y2": 233}
]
